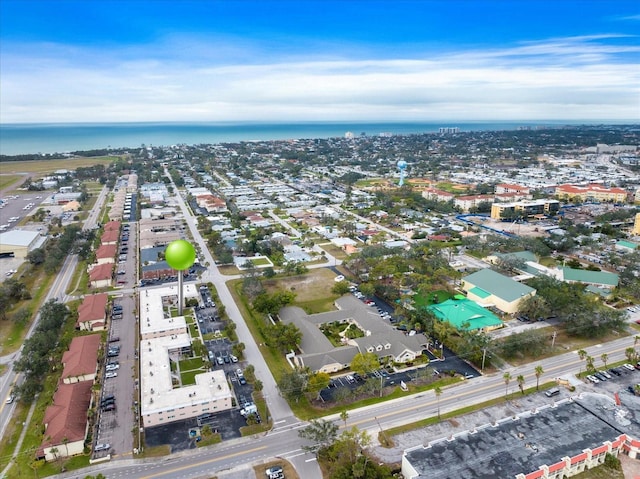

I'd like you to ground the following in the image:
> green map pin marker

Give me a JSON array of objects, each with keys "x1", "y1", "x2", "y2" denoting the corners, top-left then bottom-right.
[{"x1": 165, "y1": 239, "x2": 196, "y2": 271}]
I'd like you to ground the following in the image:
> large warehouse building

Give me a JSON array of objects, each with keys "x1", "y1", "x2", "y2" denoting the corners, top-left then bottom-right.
[{"x1": 0, "y1": 229, "x2": 46, "y2": 259}]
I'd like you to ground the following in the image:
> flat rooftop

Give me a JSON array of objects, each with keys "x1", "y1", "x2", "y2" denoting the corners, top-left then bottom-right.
[
  {"x1": 404, "y1": 397, "x2": 623, "y2": 479},
  {"x1": 139, "y1": 283, "x2": 199, "y2": 338},
  {"x1": 140, "y1": 334, "x2": 231, "y2": 418}
]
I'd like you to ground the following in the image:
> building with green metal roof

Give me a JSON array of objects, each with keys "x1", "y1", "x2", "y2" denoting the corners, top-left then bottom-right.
[
  {"x1": 560, "y1": 267, "x2": 619, "y2": 288},
  {"x1": 461, "y1": 268, "x2": 536, "y2": 314},
  {"x1": 428, "y1": 298, "x2": 503, "y2": 332}
]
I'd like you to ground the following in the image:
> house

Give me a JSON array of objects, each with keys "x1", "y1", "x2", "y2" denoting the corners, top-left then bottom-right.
[
  {"x1": 461, "y1": 269, "x2": 536, "y2": 314},
  {"x1": 95, "y1": 244, "x2": 117, "y2": 264},
  {"x1": 279, "y1": 295, "x2": 427, "y2": 374},
  {"x1": 60, "y1": 334, "x2": 101, "y2": 384},
  {"x1": 100, "y1": 229, "x2": 119, "y2": 245},
  {"x1": 76, "y1": 293, "x2": 107, "y2": 331},
  {"x1": 89, "y1": 263, "x2": 113, "y2": 288},
  {"x1": 38, "y1": 381, "x2": 93, "y2": 462},
  {"x1": 103, "y1": 220, "x2": 121, "y2": 232}
]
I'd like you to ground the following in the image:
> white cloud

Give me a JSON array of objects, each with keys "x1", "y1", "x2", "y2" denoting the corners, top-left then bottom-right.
[{"x1": 1, "y1": 34, "x2": 638, "y2": 122}]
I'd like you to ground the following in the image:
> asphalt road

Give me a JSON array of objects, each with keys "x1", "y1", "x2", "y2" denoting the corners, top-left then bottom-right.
[
  {"x1": 47, "y1": 333, "x2": 640, "y2": 479},
  {"x1": 0, "y1": 185, "x2": 109, "y2": 474}
]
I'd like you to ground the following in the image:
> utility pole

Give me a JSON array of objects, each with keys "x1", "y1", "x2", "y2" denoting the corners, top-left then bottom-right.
[
  {"x1": 551, "y1": 331, "x2": 557, "y2": 348},
  {"x1": 481, "y1": 348, "x2": 487, "y2": 371}
]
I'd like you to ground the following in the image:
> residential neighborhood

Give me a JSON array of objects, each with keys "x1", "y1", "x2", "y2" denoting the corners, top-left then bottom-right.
[{"x1": 0, "y1": 124, "x2": 639, "y2": 478}]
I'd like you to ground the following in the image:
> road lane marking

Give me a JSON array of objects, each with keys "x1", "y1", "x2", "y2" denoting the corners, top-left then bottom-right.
[
  {"x1": 139, "y1": 445, "x2": 268, "y2": 479},
  {"x1": 347, "y1": 342, "x2": 635, "y2": 428}
]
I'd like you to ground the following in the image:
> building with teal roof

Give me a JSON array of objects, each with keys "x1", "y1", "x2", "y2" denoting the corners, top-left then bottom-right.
[
  {"x1": 428, "y1": 298, "x2": 503, "y2": 332},
  {"x1": 560, "y1": 267, "x2": 619, "y2": 288},
  {"x1": 615, "y1": 240, "x2": 638, "y2": 253},
  {"x1": 461, "y1": 268, "x2": 536, "y2": 314}
]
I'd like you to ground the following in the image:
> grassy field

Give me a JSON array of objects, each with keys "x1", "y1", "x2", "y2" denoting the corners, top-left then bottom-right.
[
  {"x1": 262, "y1": 267, "x2": 341, "y2": 314},
  {"x1": 316, "y1": 243, "x2": 348, "y2": 262},
  {"x1": 0, "y1": 174, "x2": 24, "y2": 190},
  {"x1": 1, "y1": 156, "x2": 118, "y2": 175}
]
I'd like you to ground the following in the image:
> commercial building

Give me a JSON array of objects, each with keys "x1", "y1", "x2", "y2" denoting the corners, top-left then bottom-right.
[
  {"x1": 461, "y1": 268, "x2": 536, "y2": 314},
  {"x1": 402, "y1": 393, "x2": 640, "y2": 479},
  {"x1": 428, "y1": 298, "x2": 503, "y2": 332},
  {"x1": 555, "y1": 184, "x2": 628, "y2": 203},
  {"x1": 491, "y1": 199, "x2": 560, "y2": 220},
  {"x1": 279, "y1": 295, "x2": 427, "y2": 374},
  {"x1": 0, "y1": 229, "x2": 46, "y2": 259}
]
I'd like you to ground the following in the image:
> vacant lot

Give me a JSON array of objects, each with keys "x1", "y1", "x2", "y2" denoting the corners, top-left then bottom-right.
[
  {"x1": 1, "y1": 156, "x2": 117, "y2": 175},
  {"x1": 263, "y1": 267, "x2": 340, "y2": 314}
]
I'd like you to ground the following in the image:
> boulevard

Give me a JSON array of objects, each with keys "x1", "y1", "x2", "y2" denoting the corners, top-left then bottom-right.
[{"x1": 46, "y1": 334, "x2": 640, "y2": 479}]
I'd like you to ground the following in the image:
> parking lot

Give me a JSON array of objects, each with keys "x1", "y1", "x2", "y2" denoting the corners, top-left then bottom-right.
[
  {"x1": 146, "y1": 286, "x2": 260, "y2": 452},
  {"x1": 581, "y1": 363, "x2": 640, "y2": 393},
  {"x1": 92, "y1": 222, "x2": 138, "y2": 459}
]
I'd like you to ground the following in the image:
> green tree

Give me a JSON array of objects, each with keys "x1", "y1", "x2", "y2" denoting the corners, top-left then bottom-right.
[
  {"x1": 516, "y1": 374, "x2": 525, "y2": 395},
  {"x1": 265, "y1": 322, "x2": 302, "y2": 352},
  {"x1": 306, "y1": 372, "x2": 331, "y2": 400},
  {"x1": 434, "y1": 386, "x2": 442, "y2": 420},
  {"x1": 278, "y1": 370, "x2": 307, "y2": 402},
  {"x1": 600, "y1": 353, "x2": 609, "y2": 369},
  {"x1": 298, "y1": 419, "x2": 339, "y2": 454},
  {"x1": 332, "y1": 280, "x2": 351, "y2": 295},
  {"x1": 503, "y1": 372, "x2": 512, "y2": 399},
  {"x1": 534, "y1": 365, "x2": 544, "y2": 391},
  {"x1": 350, "y1": 352, "x2": 379, "y2": 377},
  {"x1": 340, "y1": 410, "x2": 349, "y2": 428}
]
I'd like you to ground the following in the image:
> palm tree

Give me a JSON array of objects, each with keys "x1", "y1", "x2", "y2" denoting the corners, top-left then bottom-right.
[
  {"x1": 517, "y1": 375, "x2": 525, "y2": 395},
  {"x1": 585, "y1": 355, "x2": 595, "y2": 373},
  {"x1": 626, "y1": 347, "x2": 636, "y2": 364},
  {"x1": 600, "y1": 353, "x2": 609, "y2": 369},
  {"x1": 340, "y1": 410, "x2": 349, "y2": 429},
  {"x1": 578, "y1": 349, "x2": 587, "y2": 361},
  {"x1": 534, "y1": 365, "x2": 544, "y2": 391},
  {"x1": 503, "y1": 372, "x2": 512, "y2": 399},
  {"x1": 434, "y1": 386, "x2": 442, "y2": 420}
]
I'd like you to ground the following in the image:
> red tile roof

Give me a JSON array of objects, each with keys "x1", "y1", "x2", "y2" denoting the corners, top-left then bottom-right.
[
  {"x1": 41, "y1": 381, "x2": 92, "y2": 449},
  {"x1": 556, "y1": 183, "x2": 627, "y2": 194},
  {"x1": 95, "y1": 244, "x2": 117, "y2": 259},
  {"x1": 89, "y1": 263, "x2": 113, "y2": 281},
  {"x1": 77, "y1": 294, "x2": 108, "y2": 323},
  {"x1": 101, "y1": 230, "x2": 119, "y2": 243},
  {"x1": 61, "y1": 334, "x2": 101, "y2": 381},
  {"x1": 104, "y1": 220, "x2": 121, "y2": 231}
]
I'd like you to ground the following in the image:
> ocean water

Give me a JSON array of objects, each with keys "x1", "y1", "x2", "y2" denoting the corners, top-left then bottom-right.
[{"x1": 0, "y1": 120, "x2": 618, "y2": 156}]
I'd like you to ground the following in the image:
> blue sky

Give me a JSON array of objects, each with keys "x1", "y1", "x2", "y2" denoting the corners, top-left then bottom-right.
[{"x1": 1, "y1": 0, "x2": 638, "y2": 123}]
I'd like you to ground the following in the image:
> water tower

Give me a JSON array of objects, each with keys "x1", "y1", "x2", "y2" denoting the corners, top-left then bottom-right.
[{"x1": 397, "y1": 160, "x2": 407, "y2": 186}]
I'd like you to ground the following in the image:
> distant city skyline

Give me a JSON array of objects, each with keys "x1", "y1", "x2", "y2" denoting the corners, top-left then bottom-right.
[{"x1": 1, "y1": 0, "x2": 638, "y2": 124}]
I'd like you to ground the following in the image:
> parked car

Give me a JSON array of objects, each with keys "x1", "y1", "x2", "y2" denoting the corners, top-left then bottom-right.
[
  {"x1": 94, "y1": 443, "x2": 110, "y2": 452},
  {"x1": 105, "y1": 371, "x2": 118, "y2": 379}
]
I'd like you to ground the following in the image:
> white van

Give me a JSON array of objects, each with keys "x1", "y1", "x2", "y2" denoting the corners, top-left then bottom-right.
[{"x1": 545, "y1": 388, "x2": 560, "y2": 397}]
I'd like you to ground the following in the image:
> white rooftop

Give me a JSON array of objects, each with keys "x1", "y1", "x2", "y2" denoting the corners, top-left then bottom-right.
[
  {"x1": 140, "y1": 334, "x2": 232, "y2": 417},
  {"x1": 139, "y1": 283, "x2": 199, "y2": 338},
  {"x1": 0, "y1": 229, "x2": 41, "y2": 246}
]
